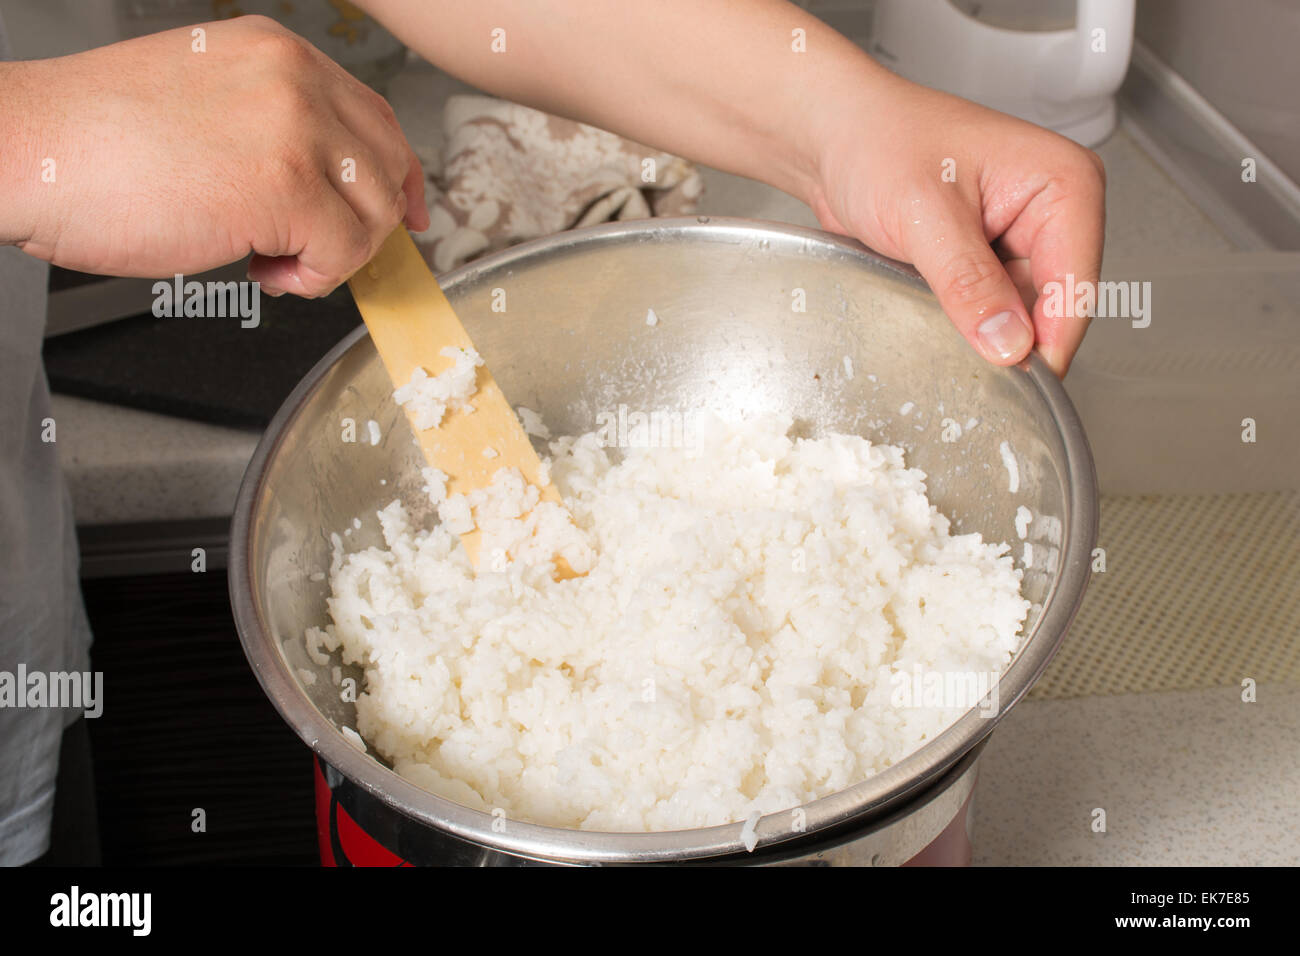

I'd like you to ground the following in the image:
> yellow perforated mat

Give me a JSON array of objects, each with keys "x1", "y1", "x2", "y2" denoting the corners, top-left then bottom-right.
[{"x1": 1028, "y1": 491, "x2": 1300, "y2": 699}]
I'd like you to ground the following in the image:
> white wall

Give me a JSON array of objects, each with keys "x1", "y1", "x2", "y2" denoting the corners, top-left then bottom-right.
[{"x1": 1135, "y1": 0, "x2": 1299, "y2": 182}]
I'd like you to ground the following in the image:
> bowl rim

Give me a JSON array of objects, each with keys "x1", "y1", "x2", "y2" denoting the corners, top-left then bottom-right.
[{"x1": 229, "y1": 216, "x2": 1098, "y2": 863}]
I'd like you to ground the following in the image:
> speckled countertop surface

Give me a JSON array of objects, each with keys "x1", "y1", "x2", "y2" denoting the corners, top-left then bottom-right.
[
  {"x1": 51, "y1": 392, "x2": 259, "y2": 525},
  {"x1": 974, "y1": 685, "x2": 1300, "y2": 865},
  {"x1": 48, "y1": 61, "x2": 1298, "y2": 865}
]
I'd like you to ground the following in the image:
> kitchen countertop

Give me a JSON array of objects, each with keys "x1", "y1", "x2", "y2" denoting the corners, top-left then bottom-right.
[
  {"x1": 47, "y1": 59, "x2": 1297, "y2": 866},
  {"x1": 974, "y1": 684, "x2": 1300, "y2": 865},
  {"x1": 51, "y1": 392, "x2": 259, "y2": 525}
]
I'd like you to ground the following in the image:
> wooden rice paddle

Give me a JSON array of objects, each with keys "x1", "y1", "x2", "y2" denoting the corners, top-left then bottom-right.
[{"x1": 347, "y1": 227, "x2": 579, "y2": 578}]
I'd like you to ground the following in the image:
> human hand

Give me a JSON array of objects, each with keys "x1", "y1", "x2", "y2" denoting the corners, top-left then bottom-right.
[
  {"x1": 4, "y1": 15, "x2": 428, "y2": 297},
  {"x1": 808, "y1": 72, "x2": 1106, "y2": 376}
]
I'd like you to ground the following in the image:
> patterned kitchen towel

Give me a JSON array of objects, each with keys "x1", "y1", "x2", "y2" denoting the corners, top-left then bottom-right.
[{"x1": 414, "y1": 95, "x2": 704, "y2": 274}]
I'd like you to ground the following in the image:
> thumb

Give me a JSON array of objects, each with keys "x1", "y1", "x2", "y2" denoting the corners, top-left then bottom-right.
[{"x1": 907, "y1": 204, "x2": 1035, "y2": 365}]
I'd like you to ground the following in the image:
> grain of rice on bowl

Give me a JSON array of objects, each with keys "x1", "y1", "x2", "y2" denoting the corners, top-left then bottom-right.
[{"x1": 305, "y1": 350, "x2": 1030, "y2": 833}]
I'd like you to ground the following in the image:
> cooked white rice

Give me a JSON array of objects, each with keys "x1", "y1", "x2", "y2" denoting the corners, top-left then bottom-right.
[
  {"x1": 392, "y1": 346, "x2": 484, "y2": 430},
  {"x1": 310, "y1": 412, "x2": 1028, "y2": 831}
]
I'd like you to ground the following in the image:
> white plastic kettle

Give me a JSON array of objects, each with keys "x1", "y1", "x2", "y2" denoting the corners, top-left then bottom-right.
[{"x1": 870, "y1": 0, "x2": 1135, "y2": 146}]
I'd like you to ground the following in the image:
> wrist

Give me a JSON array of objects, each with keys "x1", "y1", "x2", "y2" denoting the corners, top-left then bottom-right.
[
  {"x1": 0, "y1": 59, "x2": 58, "y2": 249},
  {"x1": 786, "y1": 37, "x2": 901, "y2": 221}
]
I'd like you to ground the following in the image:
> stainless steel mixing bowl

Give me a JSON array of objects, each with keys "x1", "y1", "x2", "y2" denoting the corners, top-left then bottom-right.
[{"x1": 229, "y1": 217, "x2": 1097, "y2": 864}]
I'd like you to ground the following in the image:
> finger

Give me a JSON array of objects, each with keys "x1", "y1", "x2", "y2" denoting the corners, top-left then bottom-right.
[
  {"x1": 334, "y1": 88, "x2": 429, "y2": 233},
  {"x1": 906, "y1": 196, "x2": 1036, "y2": 366},
  {"x1": 293, "y1": 35, "x2": 428, "y2": 233},
  {"x1": 400, "y1": 149, "x2": 430, "y2": 233},
  {"x1": 248, "y1": 254, "x2": 304, "y2": 297},
  {"x1": 328, "y1": 134, "x2": 409, "y2": 243},
  {"x1": 248, "y1": 186, "x2": 372, "y2": 297},
  {"x1": 1002, "y1": 256, "x2": 1037, "y2": 313},
  {"x1": 998, "y1": 162, "x2": 1106, "y2": 376}
]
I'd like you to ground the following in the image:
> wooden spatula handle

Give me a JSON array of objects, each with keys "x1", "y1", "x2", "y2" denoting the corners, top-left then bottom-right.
[{"x1": 348, "y1": 228, "x2": 578, "y2": 578}]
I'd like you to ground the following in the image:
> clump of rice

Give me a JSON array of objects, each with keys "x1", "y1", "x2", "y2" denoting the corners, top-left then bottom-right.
[
  {"x1": 311, "y1": 413, "x2": 1028, "y2": 831},
  {"x1": 392, "y1": 346, "x2": 484, "y2": 430}
]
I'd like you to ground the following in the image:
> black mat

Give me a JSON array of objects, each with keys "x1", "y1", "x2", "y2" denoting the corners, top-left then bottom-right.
[
  {"x1": 43, "y1": 285, "x2": 364, "y2": 429},
  {"x1": 83, "y1": 571, "x2": 317, "y2": 865}
]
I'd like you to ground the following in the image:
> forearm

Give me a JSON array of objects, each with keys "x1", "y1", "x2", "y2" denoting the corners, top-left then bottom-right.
[{"x1": 358, "y1": 0, "x2": 889, "y2": 208}]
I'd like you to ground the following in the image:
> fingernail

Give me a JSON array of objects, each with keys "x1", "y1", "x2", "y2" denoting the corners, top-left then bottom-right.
[{"x1": 977, "y1": 310, "x2": 1033, "y2": 361}]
